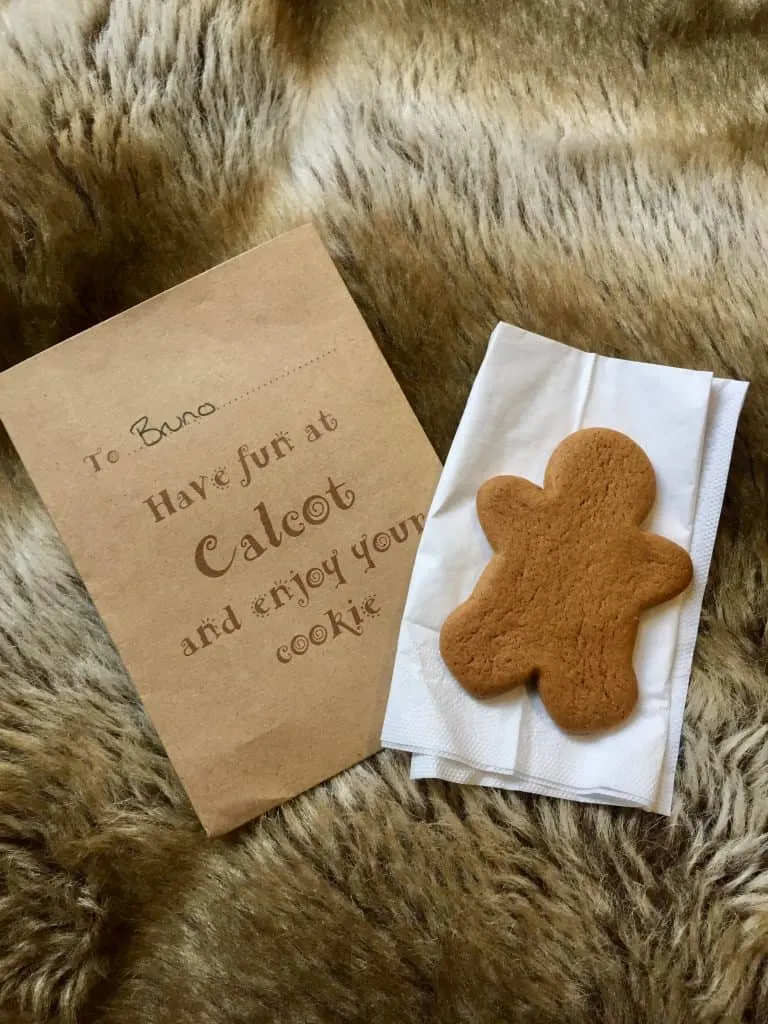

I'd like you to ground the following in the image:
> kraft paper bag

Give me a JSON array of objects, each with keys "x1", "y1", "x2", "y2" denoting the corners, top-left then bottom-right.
[{"x1": 0, "y1": 225, "x2": 441, "y2": 835}]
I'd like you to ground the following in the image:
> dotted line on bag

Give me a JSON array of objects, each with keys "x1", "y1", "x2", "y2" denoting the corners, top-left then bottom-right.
[{"x1": 218, "y1": 345, "x2": 338, "y2": 410}]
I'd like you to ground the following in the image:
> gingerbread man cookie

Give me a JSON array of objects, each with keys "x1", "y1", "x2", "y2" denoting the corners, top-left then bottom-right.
[{"x1": 439, "y1": 428, "x2": 693, "y2": 733}]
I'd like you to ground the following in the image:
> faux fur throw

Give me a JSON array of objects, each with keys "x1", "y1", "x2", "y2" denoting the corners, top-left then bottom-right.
[{"x1": 1, "y1": 1, "x2": 767, "y2": 1021}]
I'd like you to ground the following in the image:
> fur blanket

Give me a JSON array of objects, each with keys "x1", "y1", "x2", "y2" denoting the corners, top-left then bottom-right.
[{"x1": 1, "y1": 1, "x2": 768, "y2": 1021}]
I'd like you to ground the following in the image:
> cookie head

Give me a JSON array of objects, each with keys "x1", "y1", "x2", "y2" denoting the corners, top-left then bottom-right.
[{"x1": 544, "y1": 427, "x2": 656, "y2": 524}]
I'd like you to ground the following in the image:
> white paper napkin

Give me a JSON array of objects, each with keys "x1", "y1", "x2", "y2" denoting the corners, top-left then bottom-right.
[{"x1": 382, "y1": 324, "x2": 748, "y2": 813}]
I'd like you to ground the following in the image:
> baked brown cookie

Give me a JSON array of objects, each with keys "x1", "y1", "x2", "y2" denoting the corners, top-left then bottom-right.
[{"x1": 439, "y1": 428, "x2": 693, "y2": 733}]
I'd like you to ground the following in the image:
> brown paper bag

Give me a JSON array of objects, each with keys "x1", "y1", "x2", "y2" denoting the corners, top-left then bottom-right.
[{"x1": 0, "y1": 225, "x2": 441, "y2": 835}]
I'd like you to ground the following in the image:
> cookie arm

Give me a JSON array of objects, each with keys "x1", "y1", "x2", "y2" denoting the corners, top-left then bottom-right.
[
  {"x1": 631, "y1": 533, "x2": 693, "y2": 610},
  {"x1": 476, "y1": 475, "x2": 544, "y2": 551}
]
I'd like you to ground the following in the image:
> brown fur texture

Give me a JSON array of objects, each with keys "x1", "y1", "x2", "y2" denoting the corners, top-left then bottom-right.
[{"x1": 1, "y1": 1, "x2": 768, "y2": 1021}]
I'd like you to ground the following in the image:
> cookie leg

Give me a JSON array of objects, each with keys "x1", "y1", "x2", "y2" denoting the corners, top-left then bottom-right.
[
  {"x1": 439, "y1": 606, "x2": 536, "y2": 697},
  {"x1": 537, "y1": 657, "x2": 638, "y2": 733}
]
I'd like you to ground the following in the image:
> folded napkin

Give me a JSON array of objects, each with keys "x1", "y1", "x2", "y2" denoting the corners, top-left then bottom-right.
[{"x1": 382, "y1": 324, "x2": 748, "y2": 812}]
